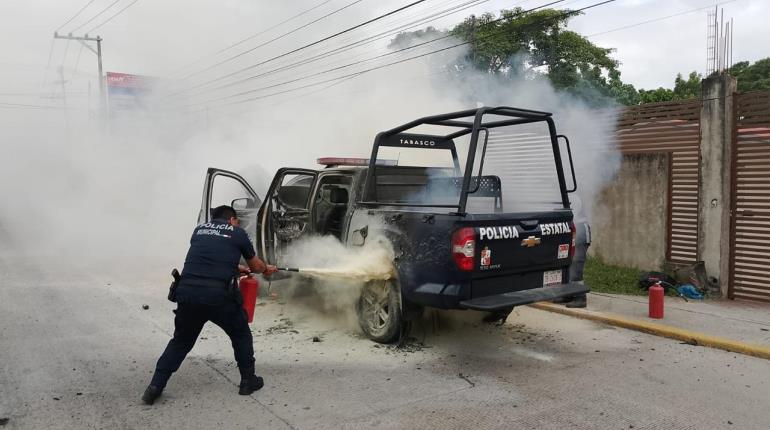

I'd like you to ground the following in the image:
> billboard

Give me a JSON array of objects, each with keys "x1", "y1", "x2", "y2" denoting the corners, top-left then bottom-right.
[{"x1": 106, "y1": 71, "x2": 158, "y2": 115}]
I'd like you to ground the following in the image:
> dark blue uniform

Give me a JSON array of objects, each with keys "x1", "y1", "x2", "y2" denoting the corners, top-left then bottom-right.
[{"x1": 150, "y1": 219, "x2": 257, "y2": 389}]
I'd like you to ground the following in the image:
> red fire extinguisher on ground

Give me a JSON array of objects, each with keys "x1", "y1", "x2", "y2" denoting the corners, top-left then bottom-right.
[
  {"x1": 239, "y1": 275, "x2": 259, "y2": 323},
  {"x1": 649, "y1": 281, "x2": 664, "y2": 319}
]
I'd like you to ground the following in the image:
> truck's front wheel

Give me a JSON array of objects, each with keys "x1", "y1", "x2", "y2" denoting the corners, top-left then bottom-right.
[{"x1": 357, "y1": 279, "x2": 405, "y2": 343}]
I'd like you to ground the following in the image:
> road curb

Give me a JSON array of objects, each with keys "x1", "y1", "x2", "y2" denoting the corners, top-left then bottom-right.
[{"x1": 529, "y1": 302, "x2": 770, "y2": 360}]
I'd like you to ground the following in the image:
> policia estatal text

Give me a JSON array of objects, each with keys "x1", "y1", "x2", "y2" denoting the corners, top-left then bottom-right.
[{"x1": 142, "y1": 205, "x2": 277, "y2": 405}]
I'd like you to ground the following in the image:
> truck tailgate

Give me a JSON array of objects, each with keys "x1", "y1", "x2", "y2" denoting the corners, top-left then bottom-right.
[{"x1": 463, "y1": 212, "x2": 574, "y2": 274}]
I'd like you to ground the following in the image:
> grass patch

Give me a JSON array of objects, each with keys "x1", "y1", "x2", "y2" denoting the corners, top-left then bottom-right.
[{"x1": 583, "y1": 256, "x2": 645, "y2": 296}]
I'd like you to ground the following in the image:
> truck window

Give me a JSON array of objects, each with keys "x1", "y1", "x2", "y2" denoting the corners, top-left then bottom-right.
[
  {"x1": 312, "y1": 175, "x2": 352, "y2": 239},
  {"x1": 369, "y1": 117, "x2": 565, "y2": 213},
  {"x1": 375, "y1": 146, "x2": 456, "y2": 168},
  {"x1": 471, "y1": 123, "x2": 563, "y2": 213},
  {"x1": 210, "y1": 174, "x2": 257, "y2": 210},
  {"x1": 274, "y1": 174, "x2": 314, "y2": 210}
]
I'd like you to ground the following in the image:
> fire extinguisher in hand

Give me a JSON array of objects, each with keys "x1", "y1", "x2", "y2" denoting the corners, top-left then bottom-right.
[{"x1": 239, "y1": 274, "x2": 259, "y2": 323}]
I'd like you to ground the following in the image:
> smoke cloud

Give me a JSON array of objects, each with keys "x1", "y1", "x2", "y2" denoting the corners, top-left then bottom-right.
[{"x1": 0, "y1": 2, "x2": 619, "y2": 273}]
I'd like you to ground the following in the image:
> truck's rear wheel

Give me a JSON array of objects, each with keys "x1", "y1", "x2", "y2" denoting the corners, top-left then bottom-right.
[{"x1": 357, "y1": 279, "x2": 404, "y2": 343}]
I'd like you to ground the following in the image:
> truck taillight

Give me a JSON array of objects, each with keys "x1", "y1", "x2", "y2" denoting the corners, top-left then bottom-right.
[
  {"x1": 570, "y1": 221, "x2": 577, "y2": 258},
  {"x1": 452, "y1": 227, "x2": 476, "y2": 272}
]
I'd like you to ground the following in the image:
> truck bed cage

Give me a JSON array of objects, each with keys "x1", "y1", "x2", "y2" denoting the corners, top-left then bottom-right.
[
  {"x1": 381, "y1": 106, "x2": 552, "y2": 138},
  {"x1": 362, "y1": 106, "x2": 570, "y2": 214}
]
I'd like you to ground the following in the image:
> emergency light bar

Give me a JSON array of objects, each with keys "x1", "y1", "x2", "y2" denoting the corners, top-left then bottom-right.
[{"x1": 317, "y1": 157, "x2": 398, "y2": 167}]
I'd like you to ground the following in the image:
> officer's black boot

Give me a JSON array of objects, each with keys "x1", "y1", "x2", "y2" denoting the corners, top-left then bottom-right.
[
  {"x1": 238, "y1": 366, "x2": 264, "y2": 395},
  {"x1": 141, "y1": 385, "x2": 163, "y2": 405},
  {"x1": 565, "y1": 294, "x2": 587, "y2": 308}
]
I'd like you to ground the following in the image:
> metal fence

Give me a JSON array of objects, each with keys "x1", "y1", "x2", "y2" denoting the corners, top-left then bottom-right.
[
  {"x1": 614, "y1": 100, "x2": 701, "y2": 265},
  {"x1": 729, "y1": 91, "x2": 770, "y2": 302}
]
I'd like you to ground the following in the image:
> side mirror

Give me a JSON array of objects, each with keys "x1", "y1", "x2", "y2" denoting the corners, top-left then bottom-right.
[
  {"x1": 232, "y1": 197, "x2": 256, "y2": 210},
  {"x1": 351, "y1": 225, "x2": 368, "y2": 246}
]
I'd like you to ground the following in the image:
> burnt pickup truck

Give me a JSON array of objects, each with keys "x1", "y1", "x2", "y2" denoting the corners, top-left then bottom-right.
[{"x1": 198, "y1": 106, "x2": 588, "y2": 343}]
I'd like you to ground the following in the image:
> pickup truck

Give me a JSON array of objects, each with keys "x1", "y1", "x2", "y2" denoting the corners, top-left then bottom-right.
[{"x1": 198, "y1": 106, "x2": 589, "y2": 343}]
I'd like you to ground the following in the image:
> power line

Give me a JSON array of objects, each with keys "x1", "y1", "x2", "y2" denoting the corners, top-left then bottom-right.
[
  {"x1": 86, "y1": 0, "x2": 141, "y2": 34},
  {"x1": 208, "y1": 0, "x2": 617, "y2": 110},
  {"x1": 202, "y1": 27, "x2": 482, "y2": 106},
  {"x1": 60, "y1": 39, "x2": 72, "y2": 73},
  {"x1": 0, "y1": 102, "x2": 68, "y2": 110},
  {"x1": 39, "y1": 37, "x2": 57, "y2": 92},
  {"x1": 169, "y1": 0, "x2": 335, "y2": 75},
  {"x1": 72, "y1": 44, "x2": 85, "y2": 80},
  {"x1": 221, "y1": 44, "x2": 462, "y2": 108},
  {"x1": 0, "y1": 92, "x2": 88, "y2": 96},
  {"x1": 180, "y1": 0, "x2": 367, "y2": 80},
  {"x1": 586, "y1": 0, "x2": 741, "y2": 38},
  {"x1": 183, "y1": 0, "x2": 568, "y2": 105},
  {"x1": 183, "y1": 0, "x2": 491, "y2": 99},
  {"x1": 56, "y1": 0, "x2": 98, "y2": 33},
  {"x1": 213, "y1": 68, "x2": 454, "y2": 120},
  {"x1": 234, "y1": 44, "x2": 466, "y2": 106},
  {"x1": 176, "y1": 0, "x2": 431, "y2": 94},
  {"x1": 70, "y1": 0, "x2": 122, "y2": 33}
]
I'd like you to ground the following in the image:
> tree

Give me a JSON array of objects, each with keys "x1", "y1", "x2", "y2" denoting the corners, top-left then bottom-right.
[
  {"x1": 673, "y1": 72, "x2": 701, "y2": 99},
  {"x1": 637, "y1": 87, "x2": 675, "y2": 104},
  {"x1": 389, "y1": 26, "x2": 447, "y2": 50},
  {"x1": 634, "y1": 72, "x2": 701, "y2": 104},
  {"x1": 388, "y1": 9, "x2": 770, "y2": 106},
  {"x1": 730, "y1": 58, "x2": 770, "y2": 92},
  {"x1": 448, "y1": 8, "x2": 623, "y2": 104}
]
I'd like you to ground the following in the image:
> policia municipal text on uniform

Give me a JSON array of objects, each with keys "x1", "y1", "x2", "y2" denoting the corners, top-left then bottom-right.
[{"x1": 142, "y1": 205, "x2": 277, "y2": 405}]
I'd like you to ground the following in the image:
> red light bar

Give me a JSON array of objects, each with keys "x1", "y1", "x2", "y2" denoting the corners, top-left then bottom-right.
[{"x1": 317, "y1": 157, "x2": 398, "y2": 167}]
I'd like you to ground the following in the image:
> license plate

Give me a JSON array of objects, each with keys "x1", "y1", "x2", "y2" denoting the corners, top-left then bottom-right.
[{"x1": 543, "y1": 270, "x2": 562, "y2": 287}]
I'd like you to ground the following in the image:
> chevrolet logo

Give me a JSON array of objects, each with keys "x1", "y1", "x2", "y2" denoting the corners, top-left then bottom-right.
[{"x1": 521, "y1": 236, "x2": 542, "y2": 247}]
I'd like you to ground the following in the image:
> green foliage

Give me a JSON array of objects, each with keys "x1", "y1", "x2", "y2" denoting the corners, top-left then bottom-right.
[
  {"x1": 449, "y1": 8, "x2": 624, "y2": 106},
  {"x1": 632, "y1": 71, "x2": 702, "y2": 104},
  {"x1": 584, "y1": 256, "x2": 689, "y2": 297},
  {"x1": 583, "y1": 256, "x2": 644, "y2": 296},
  {"x1": 731, "y1": 58, "x2": 770, "y2": 92},
  {"x1": 389, "y1": 26, "x2": 447, "y2": 50},
  {"x1": 673, "y1": 71, "x2": 701, "y2": 99},
  {"x1": 388, "y1": 7, "x2": 770, "y2": 106}
]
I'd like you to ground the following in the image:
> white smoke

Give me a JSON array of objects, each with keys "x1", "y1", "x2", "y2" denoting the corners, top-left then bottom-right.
[
  {"x1": 0, "y1": 4, "x2": 619, "y2": 269},
  {"x1": 281, "y1": 234, "x2": 395, "y2": 282}
]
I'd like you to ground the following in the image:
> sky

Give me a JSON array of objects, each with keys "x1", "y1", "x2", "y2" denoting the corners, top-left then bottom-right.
[
  {"x1": 0, "y1": 0, "x2": 768, "y2": 101},
  {"x1": 4, "y1": 0, "x2": 750, "y2": 258}
]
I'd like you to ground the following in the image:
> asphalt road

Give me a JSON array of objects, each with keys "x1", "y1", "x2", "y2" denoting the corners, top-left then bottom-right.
[{"x1": 2, "y1": 254, "x2": 769, "y2": 429}]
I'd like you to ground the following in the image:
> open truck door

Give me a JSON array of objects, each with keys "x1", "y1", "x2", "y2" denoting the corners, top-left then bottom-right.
[
  {"x1": 199, "y1": 167, "x2": 261, "y2": 247},
  {"x1": 257, "y1": 168, "x2": 318, "y2": 266}
]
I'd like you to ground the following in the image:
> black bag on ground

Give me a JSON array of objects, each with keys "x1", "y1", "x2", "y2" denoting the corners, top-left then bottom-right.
[{"x1": 639, "y1": 271, "x2": 677, "y2": 291}]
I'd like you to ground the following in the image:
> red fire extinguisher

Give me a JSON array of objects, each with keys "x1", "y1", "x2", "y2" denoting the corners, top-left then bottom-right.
[
  {"x1": 649, "y1": 281, "x2": 664, "y2": 319},
  {"x1": 239, "y1": 275, "x2": 259, "y2": 323}
]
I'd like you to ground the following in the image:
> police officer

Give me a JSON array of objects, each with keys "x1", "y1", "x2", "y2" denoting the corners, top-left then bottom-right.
[
  {"x1": 142, "y1": 205, "x2": 277, "y2": 405},
  {"x1": 565, "y1": 196, "x2": 591, "y2": 308}
]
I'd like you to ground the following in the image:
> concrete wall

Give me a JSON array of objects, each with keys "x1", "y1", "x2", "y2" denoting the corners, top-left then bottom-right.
[
  {"x1": 699, "y1": 76, "x2": 737, "y2": 296},
  {"x1": 591, "y1": 153, "x2": 670, "y2": 270}
]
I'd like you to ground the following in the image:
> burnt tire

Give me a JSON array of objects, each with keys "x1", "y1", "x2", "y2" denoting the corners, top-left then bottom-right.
[{"x1": 356, "y1": 279, "x2": 405, "y2": 344}]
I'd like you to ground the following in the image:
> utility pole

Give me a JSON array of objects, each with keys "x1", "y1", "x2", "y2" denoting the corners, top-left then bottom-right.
[
  {"x1": 55, "y1": 65, "x2": 69, "y2": 132},
  {"x1": 56, "y1": 66, "x2": 68, "y2": 108},
  {"x1": 468, "y1": 15, "x2": 477, "y2": 66},
  {"x1": 53, "y1": 32, "x2": 104, "y2": 114}
]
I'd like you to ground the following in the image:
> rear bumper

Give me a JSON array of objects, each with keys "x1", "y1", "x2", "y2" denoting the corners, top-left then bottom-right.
[{"x1": 458, "y1": 282, "x2": 589, "y2": 311}]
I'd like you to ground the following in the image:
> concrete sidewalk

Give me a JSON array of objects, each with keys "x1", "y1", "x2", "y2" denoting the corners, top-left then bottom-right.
[{"x1": 532, "y1": 292, "x2": 770, "y2": 359}]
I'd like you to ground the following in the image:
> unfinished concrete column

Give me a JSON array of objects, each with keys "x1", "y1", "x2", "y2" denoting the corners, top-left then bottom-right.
[{"x1": 698, "y1": 75, "x2": 737, "y2": 296}]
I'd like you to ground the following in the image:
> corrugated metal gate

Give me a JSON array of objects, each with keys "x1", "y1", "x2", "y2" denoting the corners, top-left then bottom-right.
[
  {"x1": 615, "y1": 100, "x2": 701, "y2": 265},
  {"x1": 729, "y1": 91, "x2": 770, "y2": 302}
]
